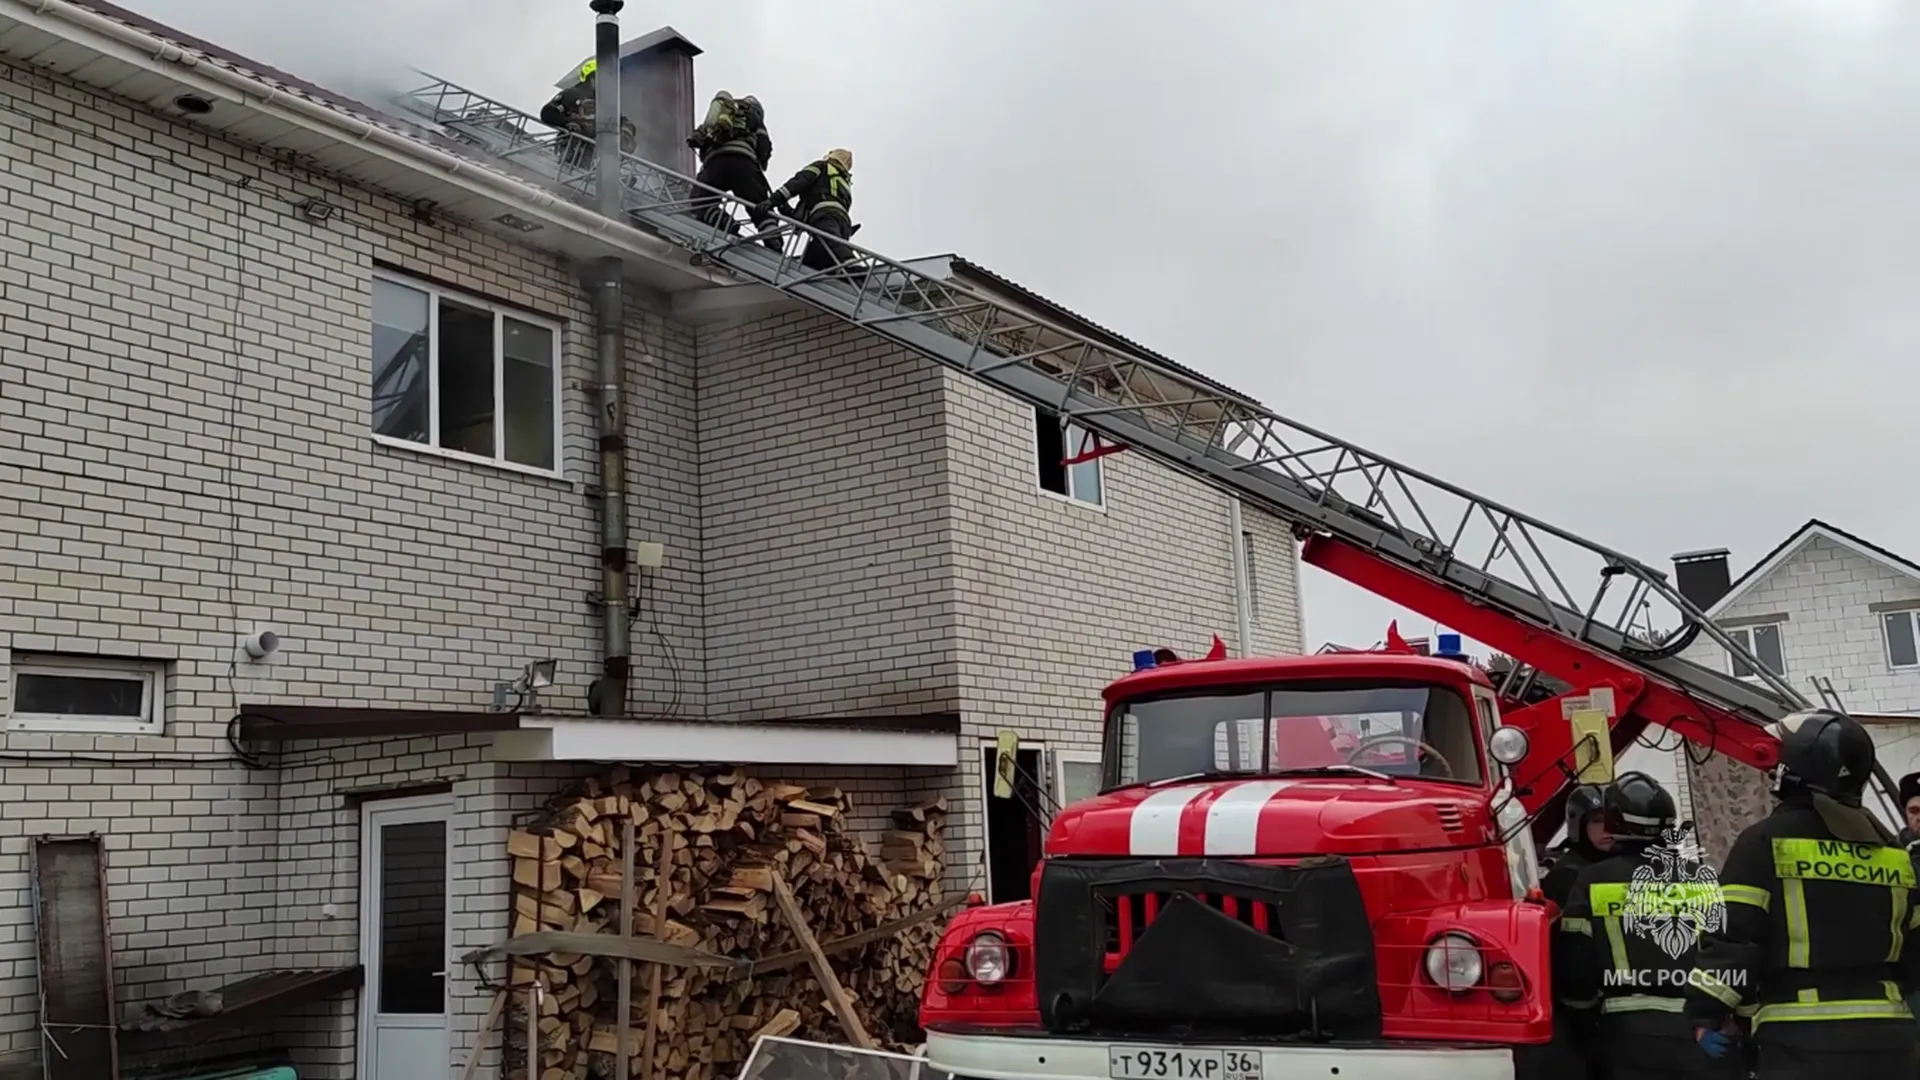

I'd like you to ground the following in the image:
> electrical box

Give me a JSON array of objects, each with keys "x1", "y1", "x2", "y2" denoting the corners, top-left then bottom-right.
[{"x1": 633, "y1": 541, "x2": 665, "y2": 569}]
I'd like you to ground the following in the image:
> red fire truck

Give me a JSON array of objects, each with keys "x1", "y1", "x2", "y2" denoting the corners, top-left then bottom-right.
[{"x1": 918, "y1": 646, "x2": 1552, "y2": 1080}]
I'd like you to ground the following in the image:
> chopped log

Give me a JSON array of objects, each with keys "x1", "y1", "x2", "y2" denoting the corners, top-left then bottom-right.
[{"x1": 500, "y1": 767, "x2": 952, "y2": 1079}]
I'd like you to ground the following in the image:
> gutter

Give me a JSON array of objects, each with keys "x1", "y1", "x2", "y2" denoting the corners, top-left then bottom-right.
[{"x1": 8, "y1": 0, "x2": 713, "y2": 279}]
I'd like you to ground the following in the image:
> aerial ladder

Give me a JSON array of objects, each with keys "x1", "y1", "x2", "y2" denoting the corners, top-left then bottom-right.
[{"x1": 391, "y1": 76, "x2": 1902, "y2": 836}]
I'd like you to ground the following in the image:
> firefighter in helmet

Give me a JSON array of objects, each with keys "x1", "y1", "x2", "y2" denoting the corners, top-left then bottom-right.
[
  {"x1": 1557, "y1": 773, "x2": 1735, "y2": 1079},
  {"x1": 1543, "y1": 783, "x2": 1614, "y2": 911},
  {"x1": 1681, "y1": 709, "x2": 1920, "y2": 1078},
  {"x1": 540, "y1": 59, "x2": 635, "y2": 171},
  {"x1": 688, "y1": 91, "x2": 779, "y2": 249},
  {"x1": 759, "y1": 148, "x2": 857, "y2": 272}
]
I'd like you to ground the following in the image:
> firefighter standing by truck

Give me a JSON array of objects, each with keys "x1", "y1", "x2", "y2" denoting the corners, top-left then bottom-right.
[
  {"x1": 1544, "y1": 783, "x2": 1614, "y2": 910},
  {"x1": 1541, "y1": 782, "x2": 1615, "y2": 1080},
  {"x1": 1556, "y1": 772, "x2": 1735, "y2": 1079},
  {"x1": 1681, "y1": 709, "x2": 1920, "y2": 1078}
]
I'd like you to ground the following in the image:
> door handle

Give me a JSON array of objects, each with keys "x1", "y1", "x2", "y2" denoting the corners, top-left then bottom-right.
[{"x1": 432, "y1": 971, "x2": 448, "y2": 978}]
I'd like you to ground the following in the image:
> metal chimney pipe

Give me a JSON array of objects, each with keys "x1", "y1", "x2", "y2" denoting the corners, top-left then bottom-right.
[{"x1": 589, "y1": 0, "x2": 630, "y2": 717}]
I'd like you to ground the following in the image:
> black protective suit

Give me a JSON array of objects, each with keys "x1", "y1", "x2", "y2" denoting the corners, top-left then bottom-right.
[
  {"x1": 1558, "y1": 847, "x2": 1742, "y2": 1080},
  {"x1": 770, "y1": 157, "x2": 854, "y2": 271},
  {"x1": 690, "y1": 97, "x2": 777, "y2": 248},
  {"x1": 1682, "y1": 793, "x2": 1920, "y2": 1079}
]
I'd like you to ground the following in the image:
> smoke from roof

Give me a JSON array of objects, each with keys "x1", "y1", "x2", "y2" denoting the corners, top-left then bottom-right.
[{"x1": 116, "y1": 0, "x2": 582, "y2": 113}]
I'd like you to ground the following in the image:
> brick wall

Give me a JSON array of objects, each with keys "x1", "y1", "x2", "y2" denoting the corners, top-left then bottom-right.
[{"x1": 695, "y1": 310, "x2": 957, "y2": 720}]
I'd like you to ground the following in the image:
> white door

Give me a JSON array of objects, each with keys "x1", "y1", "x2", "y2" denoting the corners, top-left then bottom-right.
[{"x1": 359, "y1": 794, "x2": 453, "y2": 1080}]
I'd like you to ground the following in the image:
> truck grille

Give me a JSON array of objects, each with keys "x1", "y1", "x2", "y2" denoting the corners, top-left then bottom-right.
[{"x1": 1097, "y1": 890, "x2": 1283, "y2": 971}]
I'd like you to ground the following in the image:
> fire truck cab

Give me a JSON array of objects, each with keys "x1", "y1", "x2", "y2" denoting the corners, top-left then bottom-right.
[{"x1": 920, "y1": 650, "x2": 1553, "y2": 1080}]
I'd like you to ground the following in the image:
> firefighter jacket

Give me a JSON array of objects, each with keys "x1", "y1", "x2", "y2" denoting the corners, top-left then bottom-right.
[
  {"x1": 541, "y1": 80, "x2": 594, "y2": 130},
  {"x1": 773, "y1": 160, "x2": 852, "y2": 223},
  {"x1": 1681, "y1": 795, "x2": 1920, "y2": 1036},
  {"x1": 1542, "y1": 842, "x2": 1599, "y2": 913},
  {"x1": 1556, "y1": 848, "x2": 1715, "y2": 1019}
]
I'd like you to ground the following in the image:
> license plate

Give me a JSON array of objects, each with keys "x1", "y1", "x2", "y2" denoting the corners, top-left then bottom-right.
[{"x1": 1108, "y1": 1046, "x2": 1261, "y2": 1080}]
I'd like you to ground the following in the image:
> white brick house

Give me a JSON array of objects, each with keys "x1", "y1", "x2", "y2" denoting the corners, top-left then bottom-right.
[
  {"x1": 1667, "y1": 520, "x2": 1920, "y2": 826},
  {"x1": 0, "y1": 4, "x2": 1303, "y2": 1079}
]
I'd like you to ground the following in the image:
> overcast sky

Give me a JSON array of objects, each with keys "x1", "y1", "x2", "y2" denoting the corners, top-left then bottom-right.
[{"x1": 123, "y1": 0, "x2": 1920, "y2": 656}]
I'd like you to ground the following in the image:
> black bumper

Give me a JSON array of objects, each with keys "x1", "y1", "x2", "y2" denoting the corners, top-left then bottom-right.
[{"x1": 1033, "y1": 855, "x2": 1383, "y2": 1040}]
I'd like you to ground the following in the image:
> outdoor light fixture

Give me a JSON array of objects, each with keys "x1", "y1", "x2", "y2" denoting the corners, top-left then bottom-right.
[
  {"x1": 490, "y1": 658, "x2": 558, "y2": 713},
  {"x1": 293, "y1": 197, "x2": 336, "y2": 224}
]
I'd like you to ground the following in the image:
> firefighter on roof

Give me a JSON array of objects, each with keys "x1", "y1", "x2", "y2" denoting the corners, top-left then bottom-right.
[
  {"x1": 688, "y1": 91, "x2": 779, "y2": 249},
  {"x1": 540, "y1": 59, "x2": 636, "y2": 170},
  {"x1": 1681, "y1": 709, "x2": 1920, "y2": 1078},
  {"x1": 759, "y1": 148, "x2": 857, "y2": 272},
  {"x1": 1557, "y1": 773, "x2": 1734, "y2": 1079}
]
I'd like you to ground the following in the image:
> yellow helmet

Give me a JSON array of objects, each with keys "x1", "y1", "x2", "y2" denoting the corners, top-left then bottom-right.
[
  {"x1": 827, "y1": 148, "x2": 853, "y2": 172},
  {"x1": 578, "y1": 59, "x2": 597, "y2": 82}
]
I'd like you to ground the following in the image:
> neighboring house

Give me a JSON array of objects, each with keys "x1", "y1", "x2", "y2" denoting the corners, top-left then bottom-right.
[
  {"x1": 0, "y1": 3, "x2": 1304, "y2": 1079},
  {"x1": 1665, "y1": 521, "x2": 1920, "y2": 828}
]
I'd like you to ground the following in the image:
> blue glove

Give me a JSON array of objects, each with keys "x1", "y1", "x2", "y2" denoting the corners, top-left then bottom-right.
[{"x1": 1696, "y1": 1028, "x2": 1732, "y2": 1059}]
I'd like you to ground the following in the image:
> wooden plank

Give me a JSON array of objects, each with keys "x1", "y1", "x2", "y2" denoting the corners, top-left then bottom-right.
[
  {"x1": 639, "y1": 825, "x2": 673, "y2": 1080},
  {"x1": 749, "y1": 895, "x2": 964, "y2": 976},
  {"x1": 463, "y1": 931, "x2": 746, "y2": 973},
  {"x1": 769, "y1": 874, "x2": 874, "y2": 1050},
  {"x1": 456, "y1": 988, "x2": 508, "y2": 1080},
  {"x1": 616, "y1": 816, "x2": 635, "y2": 1080}
]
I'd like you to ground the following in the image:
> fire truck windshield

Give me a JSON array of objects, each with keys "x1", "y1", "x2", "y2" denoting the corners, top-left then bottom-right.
[{"x1": 1110, "y1": 683, "x2": 1485, "y2": 788}]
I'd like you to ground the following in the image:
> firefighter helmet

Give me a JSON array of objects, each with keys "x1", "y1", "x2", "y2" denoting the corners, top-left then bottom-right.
[
  {"x1": 827, "y1": 148, "x2": 853, "y2": 173},
  {"x1": 1602, "y1": 771, "x2": 1677, "y2": 845},
  {"x1": 1771, "y1": 708, "x2": 1876, "y2": 804},
  {"x1": 1565, "y1": 782, "x2": 1606, "y2": 840},
  {"x1": 578, "y1": 59, "x2": 597, "y2": 83}
]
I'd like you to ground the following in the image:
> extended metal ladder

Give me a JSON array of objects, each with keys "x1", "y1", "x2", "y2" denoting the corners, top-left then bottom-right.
[{"x1": 391, "y1": 76, "x2": 1805, "y2": 729}]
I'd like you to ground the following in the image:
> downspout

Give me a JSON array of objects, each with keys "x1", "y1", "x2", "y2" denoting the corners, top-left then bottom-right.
[
  {"x1": 1228, "y1": 499, "x2": 1253, "y2": 658},
  {"x1": 590, "y1": 0, "x2": 630, "y2": 717}
]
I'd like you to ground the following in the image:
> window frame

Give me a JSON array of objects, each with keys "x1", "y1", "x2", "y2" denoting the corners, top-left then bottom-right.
[
  {"x1": 8, "y1": 654, "x2": 165, "y2": 735},
  {"x1": 369, "y1": 269, "x2": 566, "y2": 479},
  {"x1": 1724, "y1": 623, "x2": 1787, "y2": 681},
  {"x1": 1033, "y1": 406, "x2": 1106, "y2": 510},
  {"x1": 1883, "y1": 609, "x2": 1920, "y2": 671}
]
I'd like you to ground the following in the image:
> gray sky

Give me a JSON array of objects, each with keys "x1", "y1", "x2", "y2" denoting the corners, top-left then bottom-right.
[{"x1": 124, "y1": 0, "x2": 1920, "y2": 655}]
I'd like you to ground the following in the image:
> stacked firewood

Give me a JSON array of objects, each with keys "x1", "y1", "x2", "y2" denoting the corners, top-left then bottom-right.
[{"x1": 504, "y1": 767, "x2": 950, "y2": 1080}]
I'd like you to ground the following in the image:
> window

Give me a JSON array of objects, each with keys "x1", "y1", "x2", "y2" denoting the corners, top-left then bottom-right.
[
  {"x1": 1108, "y1": 682, "x2": 1484, "y2": 788},
  {"x1": 1884, "y1": 610, "x2": 1920, "y2": 670},
  {"x1": 1034, "y1": 407, "x2": 1103, "y2": 507},
  {"x1": 8, "y1": 655, "x2": 164, "y2": 734},
  {"x1": 370, "y1": 272, "x2": 562, "y2": 474},
  {"x1": 1725, "y1": 623, "x2": 1786, "y2": 680},
  {"x1": 1053, "y1": 749, "x2": 1104, "y2": 809}
]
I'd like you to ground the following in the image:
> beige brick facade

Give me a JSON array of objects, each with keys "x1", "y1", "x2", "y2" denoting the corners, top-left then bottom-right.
[{"x1": 0, "y1": 51, "x2": 1301, "y2": 1080}]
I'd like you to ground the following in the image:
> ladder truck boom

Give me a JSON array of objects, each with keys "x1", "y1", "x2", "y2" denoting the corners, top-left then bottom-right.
[{"x1": 391, "y1": 76, "x2": 1893, "y2": 820}]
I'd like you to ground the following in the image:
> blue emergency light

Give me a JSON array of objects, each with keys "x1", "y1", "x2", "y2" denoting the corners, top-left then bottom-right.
[
  {"x1": 1132, "y1": 649, "x2": 1157, "y2": 672},
  {"x1": 1435, "y1": 632, "x2": 1465, "y2": 660}
]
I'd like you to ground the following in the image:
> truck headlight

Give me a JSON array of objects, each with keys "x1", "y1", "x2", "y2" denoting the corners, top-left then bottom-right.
[
  {"x1": 1424, "y1": 932, "x2": 1483, "y2": 991},
  {"x1": 966, "y1": 932, "x2": 1009, "y2": 984}
]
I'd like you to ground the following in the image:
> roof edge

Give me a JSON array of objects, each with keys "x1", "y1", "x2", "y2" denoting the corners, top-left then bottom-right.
[{"x1": 1707, "y1": 518, "x2": 1920, "y2": 619}]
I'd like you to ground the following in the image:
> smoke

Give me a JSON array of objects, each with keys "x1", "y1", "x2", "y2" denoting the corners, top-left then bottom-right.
[{"x1": 116, "y1": 0, "x2": 587, "y2": 113}]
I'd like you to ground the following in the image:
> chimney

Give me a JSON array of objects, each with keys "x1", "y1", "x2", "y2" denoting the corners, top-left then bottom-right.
[
  {"x1": 556, "y1": 26, "x2": 702, "y2": 178},
  {"x1": 1672, "y1": 548, "x2": 1733, "y2": 609}
]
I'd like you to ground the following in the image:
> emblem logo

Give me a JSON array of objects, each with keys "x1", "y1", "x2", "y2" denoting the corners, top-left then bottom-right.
[{"x1": 1622, "y1": 827, "x2": 1725, "y2": 960}]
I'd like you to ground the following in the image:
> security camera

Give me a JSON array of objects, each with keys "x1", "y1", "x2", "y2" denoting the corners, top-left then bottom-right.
[{"x1": 243, "y1": 631, "x2": 281, "y2": 661}]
